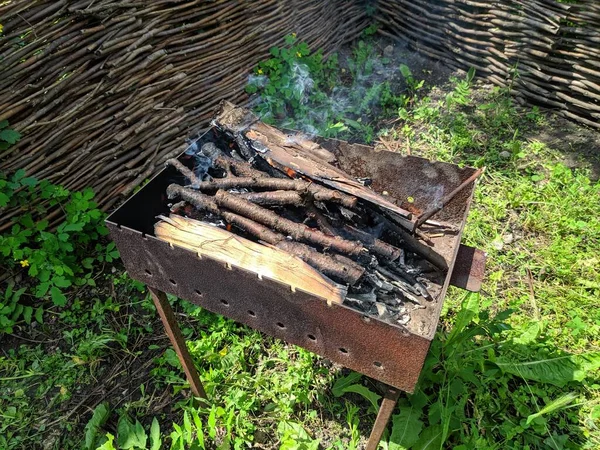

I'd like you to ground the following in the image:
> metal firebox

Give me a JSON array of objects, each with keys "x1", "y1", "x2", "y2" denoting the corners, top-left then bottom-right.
[{"x1": 106, "y1": 128, "x2": 484, "y2": 394}]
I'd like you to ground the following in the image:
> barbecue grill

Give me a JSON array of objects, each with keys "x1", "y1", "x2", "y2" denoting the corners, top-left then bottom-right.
[{"x1": 106, "y1": 121, "x2": 485, "y2": 448}]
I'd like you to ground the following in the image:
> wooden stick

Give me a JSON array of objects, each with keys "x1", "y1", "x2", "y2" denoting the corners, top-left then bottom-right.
[
  {"x1": 215, "y1": 155, "x2": 267, "y2": 178},
  {"x1": 214, "y1": 190, "x2": 365, "y2": 256},
  {"x1": 165, "y1": 158, "x2": 201, "y2": 186},
  {"x1": 415, "y1": 168, "x2": 484, "y2": 228},
  {"x1": 236, "y1": 190, "x2": 305, "y2": 207},
  {"x1": 306, "y1": 204, "x2": 337, "y2": 236},
  {"x1": 375, "y1": 212, "x2": 449, "y2": 271},
  {"x1": 148, "y1": 287, "x2": 207, "y2": 401},
  {"x1": 343, "y1": 225, "x2": 403, "y2": 261},
  {"x1": 221, "y1": 211, "x2": 364, "y2": 284},
  {"x1": 365, "y1": 385, "x2": 401, "y2": 450},
  {"x1": 180, "y1": 176, "x2": 357, "y2": 208},
  {"x1": 155, "y1": 215, "x2": 346, "y2": 302},
  {"x1": 166, "y1": 184, "x2": 219, "y2": 214}
]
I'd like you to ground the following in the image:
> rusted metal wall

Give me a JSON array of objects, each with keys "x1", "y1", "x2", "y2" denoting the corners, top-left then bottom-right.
[
  {"x1": 0, "y1": 1, "x2": 368, "y2": 217},
  {"x1": 376, "y1": 0, "x2": 600, "y2": 129}
]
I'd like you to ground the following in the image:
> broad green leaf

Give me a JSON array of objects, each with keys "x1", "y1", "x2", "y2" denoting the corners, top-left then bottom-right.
[
  {"x1": 496, "y1": 352, "x2": 600, "y2": 387},
  {"x1": 526, "y1": 393, "x2": 578, "y2": 425},
  {"x1": 52, "y1": 276, "x2": 71, "y2": 288},
  {"x1": 62, "y1": 222, "x2": 84, "y2": 232},
  {"x1": 183, "y1": 411, "x2": 192, "y2": 442},
  {"x1": 117, "y1": 416, "x2": 147, "y2": 450},
  {"x1": 0, "y1": 192, "x2": 9, "y2": 207},
  {"x1": 208, "y1": 406, "x2": 217, "y2": 439},
  {"x1": 341, "y1": 384, "x2": 381, "y2": 411},
  {"x1": 36, "y1": 220, "x2": 49, "y2": 231},
  {"x1": 34, "y1": 306, "x2": 44, "y2": 324},
  {"x1": 36, "y1": 282, "x2": 51, "y2": 297},
  {"x1": 50, "y1": 286, "x2": 67, "y2": 306},
  {"x1": 332, "y1": 372, "x2": 362, "y2": 397},
  {"x1": 23, "y1": 306, "x2": 32, "y2": 325},
  {"x1": 21, "y1": 176, "x2": 37, "y2": 187},
  {"x1": 84, "y1": 403, "x2": 110, "y2": 450},
  {"x1": 447, "y1": 292, "x2": 479, "y2": 345},
  {"x1": 97, "y1": 433, "x2": 116, "y2": 450},
  {"x1": 466, "y1": 67, "x2": 476, "y2": 83},
  {"x1": 412, "y1": 425, "x2": 443, "y2": 450},
  {"x1": 399, "y1": 64, "x2": 412, "y2": 80},
  {"x1": 389, "y1": 405, "x2": 424, "y2": 450},
  {"x1": 12, "y1": 169, "x2": 25, "y2": 182},
  {"x1": 191, "y1": 410, "x2": 204, "y2": 448},
  {"x1": 0, "y1": 129, "x2": 21, "y2": 144},
  {"x1": 0, "y1": 119, "x2": 8, "y2": 129},
  {"x1": 150, "y1": 417, "x2": 161, "y2": 450},
  {"x1": 278, "y1": 421, "x2": 320, "y2": 450}
]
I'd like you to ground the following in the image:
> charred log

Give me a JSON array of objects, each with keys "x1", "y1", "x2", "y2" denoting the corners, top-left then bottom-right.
[{"x1": 214, "y1": 190, "x2": 365, "y2": 256}]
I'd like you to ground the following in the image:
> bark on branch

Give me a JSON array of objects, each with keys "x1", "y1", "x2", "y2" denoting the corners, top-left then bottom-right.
[
  {"x1": 221, "y1": 211, "x2": 364, "y2": 284},
  {"x1": 214, "y1": 190, "x2": 364, "y2": 256},
  {"x1": 236, "y1": 190, "x2": 305, "y2": 207},
  {"x1": 187, "y1": 177, "x2": 357, "y2": 208}
]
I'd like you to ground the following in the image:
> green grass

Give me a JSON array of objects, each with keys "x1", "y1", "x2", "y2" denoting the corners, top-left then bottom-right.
[
  {"x1": 384, "y1": 79, "x2": 600, "y2": 449},
  {"x1": 1, "y1": 41, "x2": 600, "y2": 449}
]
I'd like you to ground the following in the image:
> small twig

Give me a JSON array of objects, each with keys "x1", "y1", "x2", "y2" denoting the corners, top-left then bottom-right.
[
  {"x1": 236, "y1": 190, "x2": 304, "y2": 207},
  {"x1": 306, "y1": 203, "x2": 337, "y2": 236},
  {"x1": 17, "y1": 13, "x2": 38, "y2": 39},
  {"x1": 415, "y1": 228, "x2": 435, "y2": 246},
  {"x1": 415, "y1": 167, "x2": 484, "y2": 228},
  {"x1": 377, "y1": 138, "x2": 394, "y2": 152}
]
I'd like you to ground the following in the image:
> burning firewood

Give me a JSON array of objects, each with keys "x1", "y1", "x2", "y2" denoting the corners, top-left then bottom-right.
[
  {"x1": 165, "y1": 174, "x2": 357, "y2": 208},
  {"x1": 213, "y1": 190, "x2": 365, "y2": 256},
  {"x1": 218, "y1": 212, "x2": 364, "y2": 284},
  {"x1": 165, "y1": 185, "x2": 364, "y2": 284},
  {"x1": 236, "y1": 190, "x2": 305, "y2": 207},
  {"x1": 214, "y1": 155, "x2": 267, "y2": 178},
  {"x1": 155, "y1": 215, "x2": 346, "y2": 304},
  {"x1": 155, "y1": 104, "x2": 472, "y2": 326},
  {"x1": 213, "y1": 101, "x2": 417, "y2": 231},
  {"x1": 165, "y1": 158, "x2": 202, "y2": 187}
]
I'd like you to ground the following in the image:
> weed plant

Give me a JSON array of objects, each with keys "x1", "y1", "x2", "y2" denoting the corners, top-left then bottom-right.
[
  {"x1": 246, "y1": 33, "x2": 414, "y2": 143},
  {"x1": 0, "y1": 122, "x2": 117, "y2": 333}
]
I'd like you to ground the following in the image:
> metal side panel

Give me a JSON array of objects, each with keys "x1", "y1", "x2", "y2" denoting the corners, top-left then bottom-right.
[{"x1": 108, "y1": 222, "x2": 431, "y2": 393}]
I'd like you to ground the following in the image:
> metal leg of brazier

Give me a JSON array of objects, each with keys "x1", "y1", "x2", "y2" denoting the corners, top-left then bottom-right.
[
  {"x1": 365, "y1": 384, "x2": 401, "y2": 450},
  {"x1": 149, "y1": 285, "x2": 399, "y2": 446},
  {"x1": 149, "y1": 287, "x2": 207, "y2": 400}
]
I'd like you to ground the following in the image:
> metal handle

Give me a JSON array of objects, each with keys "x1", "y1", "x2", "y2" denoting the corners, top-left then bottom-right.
[{"x1": 449, "y1": 244, "x2": 486, "y2": 292}]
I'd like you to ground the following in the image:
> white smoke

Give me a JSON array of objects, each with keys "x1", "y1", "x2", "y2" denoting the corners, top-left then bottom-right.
[{"x1": 247, "y1": 40, "x2": 413, "y2": 142}]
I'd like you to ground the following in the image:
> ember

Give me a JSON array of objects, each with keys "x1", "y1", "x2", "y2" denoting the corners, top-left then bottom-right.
[{"x1": 154, "y1": 102, "x2": 482, "y2": 330}]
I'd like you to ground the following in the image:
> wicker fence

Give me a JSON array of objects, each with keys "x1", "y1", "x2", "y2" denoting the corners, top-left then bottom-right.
[
  {"x1": 1, "y1": 1, "x2": 600, "y2": 223},
  {"x1": 0, "y1": 0, "x2": 367, "y2": 218},
  {"x1": 376, "y1": 0, "x2": 600, "y2": 129}
]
